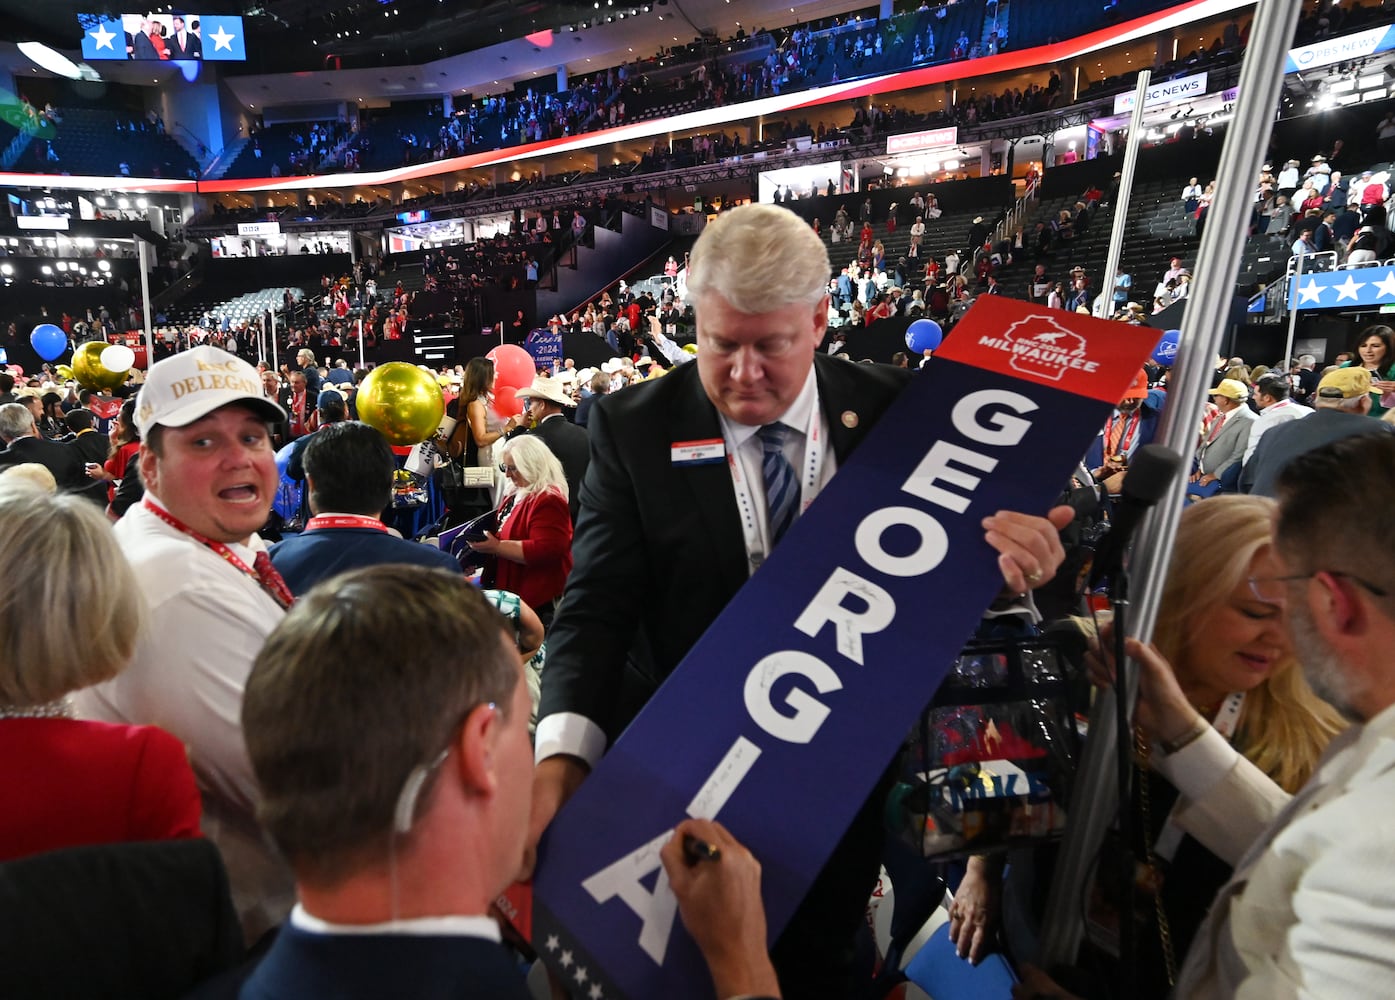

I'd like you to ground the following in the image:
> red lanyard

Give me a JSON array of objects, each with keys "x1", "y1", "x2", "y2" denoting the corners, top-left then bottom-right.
[
  {"x1": 1103, "y1": 409, "x2": 1141, "y2": 458},
  {"x1": 305, "y1": 514, "x2": 389, "y2": 533},
  {"x1": 142, "y1": 500, "x2": 295, "y2": 609}
]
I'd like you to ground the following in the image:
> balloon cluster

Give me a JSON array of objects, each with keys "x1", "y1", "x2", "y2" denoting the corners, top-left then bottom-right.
[
  {"x1": 71, "y1": 342, "x2": 133, "y2": 391},
  {"x1": 355, "y1": 362, "x2": 445, "y2": 446},
  {"x1": 486, "y1": 344, "x2": 535, "y2": 420}
]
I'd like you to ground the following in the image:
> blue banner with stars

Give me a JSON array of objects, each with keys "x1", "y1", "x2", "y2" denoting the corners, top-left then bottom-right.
[
  {"x1": 199, "y1": 15, "x2": 246, "y2": 61},
  {"x1": 1288, "y1": 265, "x2": 1395, "y2": 311}
]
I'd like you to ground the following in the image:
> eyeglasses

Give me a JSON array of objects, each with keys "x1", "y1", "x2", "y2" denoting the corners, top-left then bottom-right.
[
  {"x1": 1248, "y1": 571, "x2": 1389, "y2": 605},
  {"x1": 498, "y1": 463, "x2": 518, "y2": 474}
]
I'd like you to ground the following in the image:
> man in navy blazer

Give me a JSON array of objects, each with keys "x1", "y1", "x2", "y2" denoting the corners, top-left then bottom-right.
[
  {"x1": 268, "y1": 421, "x2": 460, "y2": 595},
  {"x1": 191, "y1": 566, "x2": 781, "y2": 1000},
  {"x1": 529, "y1": 203, "x2": 1072, "y2": 995}
]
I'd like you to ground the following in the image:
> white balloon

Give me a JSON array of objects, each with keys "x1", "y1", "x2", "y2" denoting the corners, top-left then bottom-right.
[{"x1": 100, "y1": 344, "x2": 135, "y2": 374}]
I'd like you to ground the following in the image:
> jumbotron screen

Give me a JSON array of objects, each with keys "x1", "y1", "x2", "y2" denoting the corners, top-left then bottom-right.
[{"x1": 78, "y1": 13, "x2": 246, "y2": 61}]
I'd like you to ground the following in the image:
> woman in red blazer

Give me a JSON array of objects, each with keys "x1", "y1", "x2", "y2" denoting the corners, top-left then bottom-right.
[
  {"x1": 0, "y1": 481, "x2": 201, "y2": 862},
  {"x1": 468, "y1": 434, "x2": 573, "y2": 626}
]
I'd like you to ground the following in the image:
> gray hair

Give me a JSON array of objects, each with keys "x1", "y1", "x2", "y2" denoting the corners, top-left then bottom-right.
[
  {"x1": 686, "y1": 204, "x2": 831, "y2": 313},
  {"x1": 0, "y1": 402, "x2": 35, "y2": 442}
]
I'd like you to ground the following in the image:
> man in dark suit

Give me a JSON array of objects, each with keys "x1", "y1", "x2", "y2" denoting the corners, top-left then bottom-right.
[
  {"x1": 58, "y1": 408, "x2": 112, "y2": 506},
  {"x1": 269, "y1": 421, "x2": 460, "y2": 595},
  {"x1": 512, "y1": 374, "x2": 589, "y2": 522},
  {"x1": 528, "y1": 204, "x2": 1070, "y2": 995},
  {"x1": 130, "y1": 17, "x2": 159, "y2": 59},
  {"x1": 0, "y1": 403, "x2": 98, "y2": 502},
  {"x1": 167, "y1": 14, "x2": 201, "y2": 58},
  {"x1": 191, "y1": 566, "x2": 779, "y2": 1000}
]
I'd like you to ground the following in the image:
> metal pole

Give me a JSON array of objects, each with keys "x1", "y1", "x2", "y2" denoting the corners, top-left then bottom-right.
[
  {"x1": 136, "y1": 239, "x2": 155, "y2": 365},
  {"x1": 1039, "y1": 0, "x2": 1304, "y2": 967},
  {"x1": 358, "y1": 316, "x2": 365, "y2": 370},
  {"x1": 1095, "y1": 71, "x2": 1151, "y2": 319},
  {"x1": 1282, "y1": 252, "x2": 1305, "y2": 370},
  {"x1": 270, "y1": 308, "x2": 279, "y2": 374}
]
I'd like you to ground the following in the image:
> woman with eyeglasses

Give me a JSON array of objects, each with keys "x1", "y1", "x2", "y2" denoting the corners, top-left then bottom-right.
[
  {"x1": 951, "y1": 495, "x2": 1345, "y2": 998},
  {"x1": 465, "y1": 435, "x2": 572, "y2": 629}
]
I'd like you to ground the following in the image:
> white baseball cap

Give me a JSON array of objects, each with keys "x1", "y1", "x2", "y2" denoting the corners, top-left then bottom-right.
[{"x1": 136, "y1": 345, "x2": 285, "y2": 436}]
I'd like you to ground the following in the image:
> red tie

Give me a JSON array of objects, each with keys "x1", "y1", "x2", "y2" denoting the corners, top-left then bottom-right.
[{"x1": 253, "y1": 551, "x2": 297, "y2": 609}]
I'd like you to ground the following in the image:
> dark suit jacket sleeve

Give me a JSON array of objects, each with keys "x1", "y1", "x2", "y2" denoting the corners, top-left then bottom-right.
[{"x1": 537, "y1": 398, "x2": 650, "y2": 744}]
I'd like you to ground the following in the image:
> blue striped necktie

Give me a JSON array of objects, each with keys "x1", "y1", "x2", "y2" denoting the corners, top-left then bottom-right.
[{"x1": 758, "y1": 422, "x2": 798, "y2": 545}]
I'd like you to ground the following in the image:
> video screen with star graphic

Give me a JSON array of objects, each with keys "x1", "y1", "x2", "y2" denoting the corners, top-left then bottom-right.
[{"x1": 78, "y1": 12, "x2": 246, "y2": 61}]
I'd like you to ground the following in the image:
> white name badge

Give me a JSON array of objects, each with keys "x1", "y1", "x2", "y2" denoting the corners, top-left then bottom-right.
[{"x1": 670, "y1": 438, "x2": 725, "y2": 465}]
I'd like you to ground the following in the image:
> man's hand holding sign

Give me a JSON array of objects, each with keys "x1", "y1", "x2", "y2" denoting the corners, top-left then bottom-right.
[{"x1": 520, "y1": 205, "x2": 1158, "y2": 999}]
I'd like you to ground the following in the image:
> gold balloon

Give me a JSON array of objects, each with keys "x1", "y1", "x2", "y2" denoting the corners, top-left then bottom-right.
[
  {"x1": 54, "y1": 364, "x2": 74, "y2": 381},
  {"x1": 356, "y1": 361, "x2": 445, "y2": 446},
  {"x1": 71, "y1": 341, "x2": 129, "y2": 391}
]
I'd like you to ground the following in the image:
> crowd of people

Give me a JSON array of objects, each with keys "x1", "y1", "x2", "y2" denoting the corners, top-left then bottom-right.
[{"x1": 4, "y1": 202, "x2": 1395, "y2": 1000}]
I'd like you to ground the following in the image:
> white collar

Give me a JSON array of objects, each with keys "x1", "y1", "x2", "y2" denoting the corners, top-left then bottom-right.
[
  {"x1": 718, "y1": 365, "x2": 818, "y2": 447},
  {"x1": 290, "y1": 904, "x2": 501, "y2": 941}
]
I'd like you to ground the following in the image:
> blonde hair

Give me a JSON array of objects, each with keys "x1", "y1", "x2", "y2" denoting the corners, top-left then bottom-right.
[
  {"x1": 501, "y1": 434, "x2": 568, "y2": 501},
  {"x1": 0, "y1": 463, "x2": 56, "y2": 493},
  {"x1": 1155, "y1": 495, "x2": 1345, "y2": 791},
  {"x1": 0, "y1": 483, "x2": 144, "y2": 706},
  {"x1": 686, "y1": 203, "x2": 830, "y2": 313}
]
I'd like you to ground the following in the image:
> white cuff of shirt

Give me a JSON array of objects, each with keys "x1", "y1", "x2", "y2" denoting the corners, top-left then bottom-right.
[
  {"x1": 1152, "y1": 724, "x2": 1240, "y2": 802},
  {"x1": 534, "y1": 712, "x2": 607, "y2": 768}
]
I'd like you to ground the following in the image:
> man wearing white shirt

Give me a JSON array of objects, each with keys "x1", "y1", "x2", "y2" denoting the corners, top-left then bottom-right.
[
  {"x1": 1243, "y1": 372, "x2": 1309, "y2": 467},
  {"x1": 528, "y1": 204, "x2": 1071, "y2": 995},
  {"x1": 76, "y1": 346, "x2": 294, "y2": 943},
  {"x1": 1148, "y1": 434, "x2": 1395, "y2": 997}
]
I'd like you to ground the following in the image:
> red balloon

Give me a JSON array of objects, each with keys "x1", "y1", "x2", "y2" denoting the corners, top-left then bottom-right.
[
  {"x1": 487, "y1": 344, "x2": 534, "y2": 390},
  {"x1": 492, "y1": 385, "x2": 522, "y2": 418}
]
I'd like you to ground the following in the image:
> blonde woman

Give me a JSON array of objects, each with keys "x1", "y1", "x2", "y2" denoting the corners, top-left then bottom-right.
[
  {"x1": 951, "y1": 496, "x2": 1345, "y2": 996},
  {"x1": 466, "y1": 435, "x2": 572, "y2": 627},
  {"x1": 0, "y1": 483, "x2": 201, "y2": 860}
]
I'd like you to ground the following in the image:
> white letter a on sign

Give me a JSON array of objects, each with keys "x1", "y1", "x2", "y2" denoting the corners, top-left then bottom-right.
[{"x1": 580, "y1": 829, "x2": 679, "y2": 964}]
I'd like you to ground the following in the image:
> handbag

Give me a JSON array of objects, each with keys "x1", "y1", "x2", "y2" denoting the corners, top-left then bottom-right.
[{"x1": 460, "y1": 465, "x2": 496, "y2": 488}]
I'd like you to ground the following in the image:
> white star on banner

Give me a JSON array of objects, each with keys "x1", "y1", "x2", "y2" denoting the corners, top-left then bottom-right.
[
  {"x1": 89, "y1": 23, "x2": 116, "y2": 50},
  {"x1": 574, "y1": 966, "x2": 589, "y2": 984},
  {"x1": 1373, "y1": 270, "x2": 1395, "y2": 299},
  {"x1": 210, "y1": 24, "x2": 236, "y2": 51},
  {"x1": 1297, "y1": 279, "x2": 1324, "y2": 304},
  {"x1": 544, "y1": 934, "x2": 560, "y2": 952},
  {"x1": 588, "y1": 985, "x2": 604, "y2": 1000},
  {"x1": 559, "y1": 949, "x2": 574, "y2": 969},
  {"x1": 1334, "y1": 274, "x2": 1366, "y2": 302}
]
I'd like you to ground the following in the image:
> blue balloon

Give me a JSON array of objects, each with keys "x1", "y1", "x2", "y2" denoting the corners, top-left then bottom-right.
[
  {"x1": 905, "y1": 318, "x2": 943, "y2": 354},
  {"x1": 29, "y1": 323, "x2": 66, "y2": 361},
  {"x1": 0, "y1": 349, "x2": 7, "y2": 365},
  {"x1": 1151, "y1": 328, "x2": 1181, "y2": 367}
]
